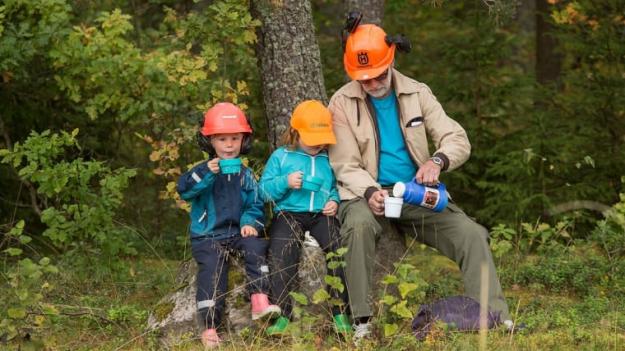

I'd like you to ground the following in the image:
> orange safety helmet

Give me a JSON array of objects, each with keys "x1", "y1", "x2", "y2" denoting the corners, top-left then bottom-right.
[
  {"x1": 343, "y1": 24, "x2": 396, "y2": 81},
  {"x1": 197, "y1": 102, "x2": 253, "y2": 155},
  {"x1": 200, "y1": 102, "x2": 252, "y2": 136},
  {"x1": 291, "y1": 100, "x2": 336, "y2": 146}
]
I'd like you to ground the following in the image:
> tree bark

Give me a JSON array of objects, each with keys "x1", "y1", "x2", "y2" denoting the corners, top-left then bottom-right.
[
  {"x1": 536, "y1": 0, "x2": 561, "y2": 84},
  {"x1": 251, "y1": 0, "x2": 327, "y2": 149},
  {"x1": 344, "y1": 0, "x2": 384, "y2": 26}
]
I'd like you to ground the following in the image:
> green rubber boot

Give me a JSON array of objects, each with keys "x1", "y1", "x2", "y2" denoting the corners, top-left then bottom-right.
[
  {"x1": 333, "y1": 314, "x2": 352, "y2": 334},
  {"x1": 266, "y1": 316, "x2": 290, "y2": 336}
]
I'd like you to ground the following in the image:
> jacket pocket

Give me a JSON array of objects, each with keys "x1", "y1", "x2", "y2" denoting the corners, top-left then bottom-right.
[{"x1": 405, "y1": 116, "x2": 424, "y2": 128}]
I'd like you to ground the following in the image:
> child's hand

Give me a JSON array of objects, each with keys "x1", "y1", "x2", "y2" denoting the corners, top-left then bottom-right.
[
  {"x1": 322, "y1": 200, "x2": 339, "y2": 216},
  {"x1": 287, "y1": 171, "x2": 303, "y2": 189},
  {"x1": 241, "y1": 225, "x2": 258, "y2": 237},
  {"x1": 207, "y1": 158, "x2": 220, "y2": 174}
]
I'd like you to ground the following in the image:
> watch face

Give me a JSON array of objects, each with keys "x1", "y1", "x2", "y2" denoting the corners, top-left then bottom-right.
[{"x1": 432, "y1": 157, "x2": 442, "y2": 165}]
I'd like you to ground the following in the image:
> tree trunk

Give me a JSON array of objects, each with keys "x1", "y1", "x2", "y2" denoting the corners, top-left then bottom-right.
[
  {"x1": 251, "y1": 0, "x2": 327, "y2": 149},
  {"x1": 344, "y1": 0, "x2": 384, "y2": 26},
  {"x1": 536, "y1": 0, "x2": 561, "y2": 84}
]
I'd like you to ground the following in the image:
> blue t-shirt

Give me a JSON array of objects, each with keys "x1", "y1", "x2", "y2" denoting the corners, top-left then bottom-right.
[{"x1": 370, "y1": 92, "x2": 417, "y2": 185}]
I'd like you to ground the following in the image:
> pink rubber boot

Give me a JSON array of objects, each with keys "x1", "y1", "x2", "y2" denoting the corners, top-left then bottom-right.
[
  {"x1": 200, "y1": 328, "x2": 221, "y2": 349},
  {"x1": 250, "y1": 293, "x2": 281, "y2": 320}
]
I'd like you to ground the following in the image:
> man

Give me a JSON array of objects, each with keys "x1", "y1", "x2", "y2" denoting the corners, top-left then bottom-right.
[{"x1": 328, "y1": 23, "x2": 512, "y2": 339}]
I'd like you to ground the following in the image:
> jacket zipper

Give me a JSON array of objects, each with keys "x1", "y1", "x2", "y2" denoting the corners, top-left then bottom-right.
[
  {"x1": 363, "y1": 97, "x2": 381, "y2": 169},
  {"x1": 310, "y1": 154, "x2": 315, "y2": 212},
  {"x1": 396, "y1": 93, "x2": 420, "y2": 167}
]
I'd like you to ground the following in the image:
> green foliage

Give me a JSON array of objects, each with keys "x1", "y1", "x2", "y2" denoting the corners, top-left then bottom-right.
[
  {"x1": 490, "y1": 218, "x2": 573, "y2": 257},
  {"x1": 0, "y1": 129, "x2": 137, "y2": 256},
  {"x1": 592, "y1": 178, "x2": 625, "y2": 259},
  {"x1": 378, "y1": 263, "x2": 428, "y2": 337},
  {"x1": 0, "y1": 220, "x2": 59, "y2": 341}
]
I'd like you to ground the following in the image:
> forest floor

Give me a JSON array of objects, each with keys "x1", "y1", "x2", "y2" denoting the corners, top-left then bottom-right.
[{"x1": 4, "y1": 247, "x2": 625, "y2": 351}]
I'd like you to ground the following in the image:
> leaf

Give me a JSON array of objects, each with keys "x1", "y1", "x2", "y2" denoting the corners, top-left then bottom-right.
[
  {"x1": 381, "y1": 295, "x2": 397, "y2": 305},
  {"x1": 289, "y1": 292, "x2": 308, "y2": 305},
  {"x1": 324, "y1": 275, "x2": 344, "y2": 293},
  {"x1": 149, "y1": 151, "x2": 161, "y2": 162},
  {"x1": 398, "y1": 282, "x2": 418, "y2": 299},
  {"x1": 384, "y1": 323, "x2": 399, "y2": 337},
  {"x1": 390, "y1": 300, "x2": 413, "y2": 319},
  {"x1": 4, "y1": 248, "x2": 23, "y2": 256},
  {"x1": 336, "y1": 247, "x2": 348, "y2": 256},
  {"x1": 382, "y1": 274, "x2": 398, "y2": 285},
  {"x1": 7, "y1": 308, "x2": 27, "y2": 319},
  {"x1": 312, "y1": 288, "x2": 330, "y2": 304},
  {"x1": 19, "y1": 235, "x2": 32, "y2": 245}
]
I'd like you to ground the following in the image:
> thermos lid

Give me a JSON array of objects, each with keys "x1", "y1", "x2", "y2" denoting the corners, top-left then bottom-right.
[{"x1": 393, "y1": 181, "x2": 406, "y2": 198}]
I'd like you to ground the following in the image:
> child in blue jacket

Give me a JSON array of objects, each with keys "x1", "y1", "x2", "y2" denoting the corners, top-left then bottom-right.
[
  {"x1": 177, "y1": 102, "x2": 280, "y2": 348},
  {"x1": 259, "y1": 100, "x2": 351, "y2": 335}
]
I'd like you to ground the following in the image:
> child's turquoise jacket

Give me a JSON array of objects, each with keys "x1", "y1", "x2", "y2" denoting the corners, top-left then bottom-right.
[
  {"x1": 259, "y1": 147, "x2": 340, "y2": 213},
  {"x1": 177, "y1": 161, "x2": 265, "y2": 241}
]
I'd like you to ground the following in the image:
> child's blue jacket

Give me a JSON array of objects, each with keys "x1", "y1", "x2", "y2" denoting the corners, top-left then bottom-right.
[
  {"x1": 259, "y1": 147, "x2": 340, "y2": 213},
  {"x1": 177, "y1": 161, "x2": 265, "y2": 241}
]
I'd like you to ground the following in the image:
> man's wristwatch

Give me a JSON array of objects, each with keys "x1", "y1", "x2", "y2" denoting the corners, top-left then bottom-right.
[{"x1": 430, "y1": 156, "x2": 444, "y2": 168}]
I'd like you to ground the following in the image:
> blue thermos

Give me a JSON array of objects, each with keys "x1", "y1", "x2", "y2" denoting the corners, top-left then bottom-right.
[{"x1": 392, "y1": 179, "x2": 449, "y2": 212}]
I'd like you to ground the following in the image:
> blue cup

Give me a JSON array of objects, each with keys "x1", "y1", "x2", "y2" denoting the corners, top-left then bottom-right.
[
  {"x1": 219, "y1": 158, "x2": 242, "y2": 174},
  {"x1": 301, "y1": 175, "x2": 323, "y2": 192},
  {"x1": 393, "y1": 179, "x2": 448, "y2": 212}
]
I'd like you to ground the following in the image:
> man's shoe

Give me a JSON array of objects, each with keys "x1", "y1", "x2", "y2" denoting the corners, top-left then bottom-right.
[
  {"x1": 503, "y1": 319, "x2": 527, "y2": 332},
  {"x1": 333, "y1": 314, "x2": 352, "y2": 334},
  {"x1": 266, "y1": 316, "x2": 290, "y2": 336},
  {"x1": 200, "y1": 328, "x2": 221, "y2": 349},
  {"x1": 353, "y1": 322, "x2": 372, "y2": 341},
  {"x1": 250, "y1": 293, "x2": 281, "y2": 320}
]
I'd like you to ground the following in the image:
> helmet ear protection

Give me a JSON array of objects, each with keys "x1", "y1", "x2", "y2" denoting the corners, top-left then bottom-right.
[
  {"x1": 340, "y1": 11, "x2": 411, "y2": 54},
  {"x1": 196, "y1": 115, "x2": 254, "y2": 157}
]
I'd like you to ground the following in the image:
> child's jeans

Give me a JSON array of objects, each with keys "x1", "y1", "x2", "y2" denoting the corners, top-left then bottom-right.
[
  {"x1": 268, "y1": 212, "x2": 349, "y2": 319},
  {"x1": 191, "y1": 235, "x2": 270, "y2": 329}
]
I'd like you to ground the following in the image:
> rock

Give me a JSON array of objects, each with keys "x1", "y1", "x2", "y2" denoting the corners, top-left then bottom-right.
[{"x1": 147, "y1": 229, "x2": 406, "y2": 347}]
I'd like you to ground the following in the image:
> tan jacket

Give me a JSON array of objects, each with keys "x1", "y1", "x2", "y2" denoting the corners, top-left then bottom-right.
[{"x1": 328, "y1": 69, "x2": 471, "y2": 200}]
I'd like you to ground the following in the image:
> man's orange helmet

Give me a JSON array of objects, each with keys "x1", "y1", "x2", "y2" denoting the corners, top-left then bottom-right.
[
  {"x1": 200, "y1": 102, "x2": 252, "y2": 136},
  {"x1": 343, "y1": 24, "x2": 396, "y2": 81}
]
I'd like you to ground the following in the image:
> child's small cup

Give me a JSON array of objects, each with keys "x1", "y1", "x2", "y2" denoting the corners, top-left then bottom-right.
[
  {"x1": 301, "y1": 175, "x2": 323, "y2": 192},
  {"x1": 384, "y1": 197, "x2": 403, "y2": 218},
  {"x1": 219, "y1": 158, "x2": 242, "y2": 174}
]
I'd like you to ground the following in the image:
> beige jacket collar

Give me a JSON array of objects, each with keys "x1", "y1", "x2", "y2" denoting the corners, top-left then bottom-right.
[{"x1": 340, "y1": 68, "x2": 420, "y2": 100}]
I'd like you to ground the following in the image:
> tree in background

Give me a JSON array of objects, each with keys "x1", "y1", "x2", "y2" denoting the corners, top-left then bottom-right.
[{"x1": 251, "y1": 0, "x2": 327, "y2": 149}]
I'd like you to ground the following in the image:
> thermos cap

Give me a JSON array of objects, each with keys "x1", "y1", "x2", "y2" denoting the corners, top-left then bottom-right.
[{"x1": 393, "y1": 181, "x2": 406, "y2": 198}]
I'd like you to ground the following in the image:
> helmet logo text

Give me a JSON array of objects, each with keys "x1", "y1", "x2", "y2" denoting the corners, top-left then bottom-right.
[{"x1": 357, "y1": 52, "x2": 369, "y2": 66}]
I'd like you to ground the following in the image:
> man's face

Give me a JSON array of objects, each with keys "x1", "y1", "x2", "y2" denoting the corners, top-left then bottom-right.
[
  {"x1": 358, "y1": 67, "x2": 392, "y2": 98},
  {"x1": 210, "y1": 133, "x2": 243, "y2": 159}
]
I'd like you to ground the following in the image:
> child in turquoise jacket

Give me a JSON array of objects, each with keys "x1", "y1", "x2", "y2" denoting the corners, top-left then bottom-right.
[{"x1": 259, "y1": 100, "x2": 351, "y2": 335}]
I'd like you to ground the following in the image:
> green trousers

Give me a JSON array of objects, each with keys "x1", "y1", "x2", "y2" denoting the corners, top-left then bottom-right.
[{"x1": 338, "y1": 198, "x2": 510, "y2": 321}]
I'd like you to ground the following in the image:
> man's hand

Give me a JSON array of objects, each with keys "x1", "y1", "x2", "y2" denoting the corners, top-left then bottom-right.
[
  {"x1": 207, "y1": 158, "x2": 220, "y2": 174},
  {"x1": 287, "y1": 171, "x2": 303, "y2": 189},
  {"x1": 367, "y1": 189, "x2": 389, "y2": 216},
  {"x1": 415, "y1": 160, "x2": 441, "y2": 186},
  {"x1": 241, "y1": 225, "x2": 258, "y2": 237},
  {"x1": 322, "y1": 200, "x2": 339, "y2": 216}
]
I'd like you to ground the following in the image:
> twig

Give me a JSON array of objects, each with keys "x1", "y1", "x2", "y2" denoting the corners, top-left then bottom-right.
[{"x1": 0, "y1": 114, "x2": 42, "y2": 216}]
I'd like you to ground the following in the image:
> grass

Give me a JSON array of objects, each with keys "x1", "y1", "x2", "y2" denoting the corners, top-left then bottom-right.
[{"x1": 2, "y1": 246, "x2": 624, "y2": 350}]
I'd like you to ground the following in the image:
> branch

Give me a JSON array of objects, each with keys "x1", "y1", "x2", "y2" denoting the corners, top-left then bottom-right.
[{"x1": 0, "y1": 114, "x2": 42, "y2": 216}]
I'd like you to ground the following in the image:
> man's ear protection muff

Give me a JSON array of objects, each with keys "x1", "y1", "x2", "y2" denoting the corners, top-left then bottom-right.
[
  {"x1": 341, "y1": 11, "x2": 363, "y2": 52},
  {"x1": 196, "y1": 116, "x2": 254, "y2": 156},
  {"x1": 385, "y1": 34, "x2": 412, "y2": 53}
]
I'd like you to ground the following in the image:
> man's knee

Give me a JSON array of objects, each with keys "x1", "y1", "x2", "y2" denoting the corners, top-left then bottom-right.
[{"x1": 341, "y1": 213, "x2": 379, "y2": 243}]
